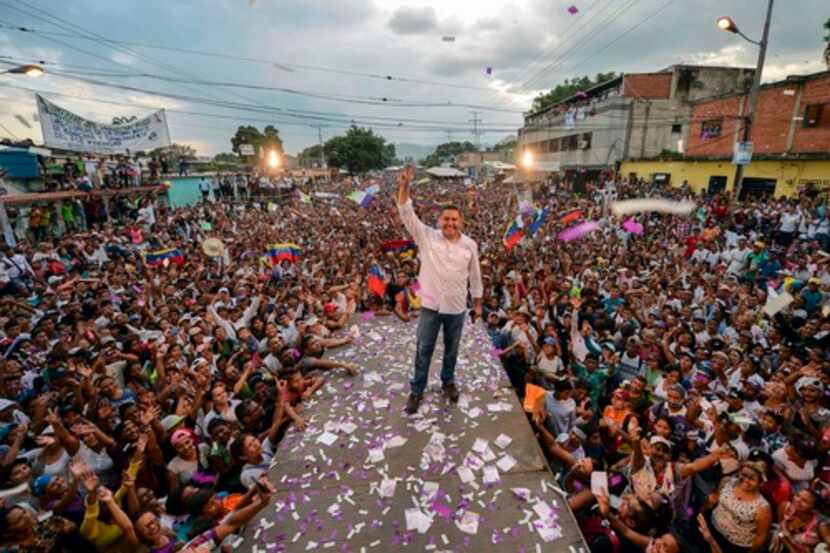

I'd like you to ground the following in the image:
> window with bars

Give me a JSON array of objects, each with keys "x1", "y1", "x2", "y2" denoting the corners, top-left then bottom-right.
[{"x1": 700, "y1": 119, "x2": 723, "y2": 139}]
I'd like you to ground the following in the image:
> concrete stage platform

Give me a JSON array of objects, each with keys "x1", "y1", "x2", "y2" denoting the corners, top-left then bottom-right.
[{"x1": 242, "y1": 316, "x2": 587, "y2": 553}]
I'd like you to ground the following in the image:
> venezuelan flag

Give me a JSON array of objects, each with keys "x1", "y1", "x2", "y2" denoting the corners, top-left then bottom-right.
[
  {"x1": 145, "y1": 248, "x2": 185, "y2": 266},
  {"x1": 503, "y1": 214, "x2": 525, "y2": 251},
  {"x1": 527, "y1": 207, "x2": 550, "y2": 236},
  {"x1": 367, "y1": 265, "x2": 387, "y2": 297},
  {"x1": 381, "y1": 240, "x2": 417, "y2": 259},
  {"x1": 268, "y1": 243, "x2": 302, "y2": 264}
]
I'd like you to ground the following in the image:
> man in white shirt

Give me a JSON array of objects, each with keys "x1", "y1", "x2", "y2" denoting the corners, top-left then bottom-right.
[
  {"x1": 397, "y1": 165, "x2": 483, "y2": 414},
  {"x1": 778, "y1": 206, "x2": 800, "y2": 247}
]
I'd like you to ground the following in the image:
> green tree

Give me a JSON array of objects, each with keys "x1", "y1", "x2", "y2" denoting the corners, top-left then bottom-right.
[
  {"x1": 530, "y1": 72, "x2": 617, "y2": 112},
  {"x1": 420, "y1": 141, "x2": 477, "y2": 168},
  {"x1": 323, "y1": 126, "x2": 394, "y2": 175},
  {"x1": 213, "y1": 152, "x2": 240, "y2": 163},
  {"x1": 298, "y1": 144, "x2": 325, "y2": 168},
  {"x1": 150, "y1": 143, "x2": 196, "y2": 160},
  {"x1": 494, "y1": 139, "x2": 517, "y2": 152},
  {"x1": 824, "y1": 17, "x2": 830, "y2": 41},
  {"x1": 230, "y1": 125, "x2": 284, "y2": 158}
]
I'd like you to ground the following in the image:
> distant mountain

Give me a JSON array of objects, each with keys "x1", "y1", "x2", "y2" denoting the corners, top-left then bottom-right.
[{"x1": 393, "y1": 143, "x2": 438, "y2": 162}]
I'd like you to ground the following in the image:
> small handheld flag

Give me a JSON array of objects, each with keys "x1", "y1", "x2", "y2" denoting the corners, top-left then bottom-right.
[
  {"x1": 145, "y1": 248, "x2": 184, "y2": 267},
  {"x1": 381, "y1": 240, "x2": 417, "y2": 259},
  {"x1": 527, "y1": 207, "x2": 550, "y2": 236},
  {"x1": 367, "y1": 265, "x2": 387, "y2": 297},
  {"x1": 503, "y1": 214, "x2": 525, "y2": 250},
  {"x1": 268, "y1": 243, "x2": 302, "y2": 264}
]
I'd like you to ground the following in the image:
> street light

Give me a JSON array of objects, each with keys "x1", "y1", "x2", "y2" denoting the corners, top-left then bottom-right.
[
  {"x1": 0, "y1": 64, "x2": 45, "y2": 77},
  {"x1": 521, "y1": 149, "x2": 534, "y2": 170},
  {"x1": 716, "y1": 16, "x2": 761, "y2": 45},
  {"x1": 715, "y1": 0, "x2": 774, "y2": 200}
]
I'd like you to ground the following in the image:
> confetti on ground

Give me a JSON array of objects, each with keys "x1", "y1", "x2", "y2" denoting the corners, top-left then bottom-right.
[{"x1": 243, "y1": 316, "x2": 586, "y2": 551}]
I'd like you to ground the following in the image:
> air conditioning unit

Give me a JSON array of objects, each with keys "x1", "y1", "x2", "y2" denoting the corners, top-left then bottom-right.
[{"x1": 578, "y1": 140, "x2": 589, "y2": 150}]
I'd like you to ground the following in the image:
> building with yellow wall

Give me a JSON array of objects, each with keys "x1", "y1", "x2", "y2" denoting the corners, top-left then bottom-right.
[{"x1": 619, "y1": 158, "x2": 830, "y2": 198}]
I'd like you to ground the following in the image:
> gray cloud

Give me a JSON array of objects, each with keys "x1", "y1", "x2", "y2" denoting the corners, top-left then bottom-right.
[{"x1": 388, "y1": 6, "x2": 439, "y2": 35}]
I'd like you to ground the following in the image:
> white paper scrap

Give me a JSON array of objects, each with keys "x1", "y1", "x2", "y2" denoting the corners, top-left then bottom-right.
[
  {"x1": 497, "y1": 454, "x2": 517, "y2": 473},
  {"x1": 483, "y1": 465, "x2": 500, "y2": 484},
  {"x1": 405, "y1": 508, "x2": 433, "y2": 534},
  {"x1": 457, "y1": 466, "x2": 475, "y2": 484},
  {"x1": 317, "y1": 431, "x2": 338, "y2": 446},
  {"x1": 456, "y1": 511, "x2": 480, "y2": 535},
  {"x1": 495, "y1": 434, "x2": 513, "y2": 449},
  {"x1": 367, "y1": 448, "x2": 385, "y2": 463},
  {"x1": 379, "y1": 478, "x2": 397, "y2": 498},
  {"x1": 386, "y1": 435, "x2": 408, "y2": 448}
]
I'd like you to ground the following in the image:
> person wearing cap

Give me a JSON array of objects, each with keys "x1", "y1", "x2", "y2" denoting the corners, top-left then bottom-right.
[
  {"x1": 534, "y1": 336, "x2": 564, "y2": 383},
  {"x1": 397, "y1": 165, "x2": 483, "y2": 414},
  {"x1": 629, "y1": 431, "x2": 731, "y2": 522},
  {"x1": 800, "y1": 277, "x2": 824, "y2": 315}
]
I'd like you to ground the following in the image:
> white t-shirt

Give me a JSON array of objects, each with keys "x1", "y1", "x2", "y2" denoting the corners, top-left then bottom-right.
[
  {"x1": 76, "y1": 442, "x2": 114, "y2": 475},
  {"x1": 239, "y1": 438, "x2": 275, "y2": 488},
  {"x1": 167, "y1": 456, "x2": 199, "y2": 484},
  {"x1": 536, "y1": 353, "x2": 563, "y2": 378},
  {"x1": 779, "y1": 212, "x2": 800, "y2": 233}
]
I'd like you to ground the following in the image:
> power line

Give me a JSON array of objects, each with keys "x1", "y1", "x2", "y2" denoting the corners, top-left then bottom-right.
[
  {"x1": 32, "y1": 71, "x2": 522, "y2": 130},
  {"x1": 520, "y1": 0, "x2": 643, "y2": 91},
  {"x1": 0, "y1": 57, "x2": 524, "y2": 114},
  {"x1": 0, "y1": 18, "x2": 504, "y2": 94},
  {"x1": 1, "y1": 81, "x2": 725, "y2": 138}
]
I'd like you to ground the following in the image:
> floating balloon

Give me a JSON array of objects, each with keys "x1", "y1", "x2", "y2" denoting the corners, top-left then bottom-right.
[
  {"x1": 559, "y1": 221, "x2": 599, "y2": 242},
  {"x1": 485, "y1": 67, "x2": 493, "y2": 76},
  {"x1": 567, "y1": 5, "x2": 579, "y2": 14},
  {"x1": 560, "y1": 209, "x2": 583, "y2": 225},
  {"x1": 622, "y1": 219, "x2": 644, "y2": 235},
  {"x1": 611, "y1": 199, "x2": 696, "y2": 218}
]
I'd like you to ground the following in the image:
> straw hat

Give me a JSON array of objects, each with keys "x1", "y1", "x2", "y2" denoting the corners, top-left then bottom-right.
[{"x1": 202, "y1": 238, "x2": 225, "y2": 257}]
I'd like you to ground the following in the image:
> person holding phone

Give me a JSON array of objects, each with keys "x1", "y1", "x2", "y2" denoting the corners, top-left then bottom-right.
[{"x1": 396, "y1": 165, "x2": 483, "y2": 415}]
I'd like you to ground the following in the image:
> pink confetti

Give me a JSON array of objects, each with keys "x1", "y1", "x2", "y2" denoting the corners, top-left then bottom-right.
[
  {"x1": 361, "y1": 311, "x2": 375, "y2": 322},
  {"x1": 622, "y1": 218, "x2": 644, "y2": 235},
  {"x1": 411, "y1": 281, "x2": 421, "y2": 292},
  {"x1": 558, "y1": 221, "x2": 599, "y2": 242},
  {"x1": 567, "y1": 5, "x2": 579, "y2": 14},
  {"x1": 432, "y1": 501, "x2": 453, "y2": 519}
]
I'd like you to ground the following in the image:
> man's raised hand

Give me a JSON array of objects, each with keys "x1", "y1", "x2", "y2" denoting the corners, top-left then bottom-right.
[{"x1": 397, "y1": 164, "x2": 415, "y2": 205}]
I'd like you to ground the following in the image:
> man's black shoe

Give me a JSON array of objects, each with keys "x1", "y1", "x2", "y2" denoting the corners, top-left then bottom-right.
[
  {"x1": 405, "y1": 394, "x2": 422, "y2": 414},
  {"x1": 443, "y1": 381, "x2": 460, "y2": 403}
]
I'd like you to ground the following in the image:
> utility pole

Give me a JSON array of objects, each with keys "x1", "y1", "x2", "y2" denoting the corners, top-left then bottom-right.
[
  {"x1": 445, "y1": 130, "x2": 453, "y2": 143},
  {"x1": 315, "y1": 124, "x2": 327, "y2": 169},
  {"x1": 731, "y1": 0, "x2": 774, "y2": 200},
  {"x1": 469, "y1": 111, "x2": 484, "y2": 151}
]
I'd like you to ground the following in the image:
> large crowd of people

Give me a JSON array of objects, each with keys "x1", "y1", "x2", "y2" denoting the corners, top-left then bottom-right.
[{"x1": 0, "y1": 164, "x2": 828, "y2": 553}]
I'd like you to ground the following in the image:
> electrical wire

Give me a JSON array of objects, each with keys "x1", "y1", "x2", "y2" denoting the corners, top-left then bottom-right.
[
  {"x1": 0, "y1": 19, "x2": 503, "y2": 93},
  {"x1": 0, "y1": 56, "x2": 523, "y2": 114}
]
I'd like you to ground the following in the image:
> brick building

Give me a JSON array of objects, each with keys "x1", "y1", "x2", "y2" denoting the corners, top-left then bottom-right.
[
  {"x1": 517, "y1": 65, "x2": 754, "y2": 189},
  {"x1": 622, "y1": 69, "x2": 830, "y2": 198}
]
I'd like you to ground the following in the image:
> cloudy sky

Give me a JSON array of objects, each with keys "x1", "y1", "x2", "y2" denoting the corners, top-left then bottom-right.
[{"x1": 0, "y1": 0, "x2": 826, "y2": 156}]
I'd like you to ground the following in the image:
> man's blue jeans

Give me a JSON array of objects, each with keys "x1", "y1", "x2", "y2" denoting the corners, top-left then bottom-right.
[{"x1": 410, "y1": 307, "x2": 465, "y2": 397}]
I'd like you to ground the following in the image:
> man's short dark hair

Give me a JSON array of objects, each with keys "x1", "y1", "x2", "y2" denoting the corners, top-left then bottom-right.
[{"x1": 440, "y1": 205, "x2": 463, "y2": 217}]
